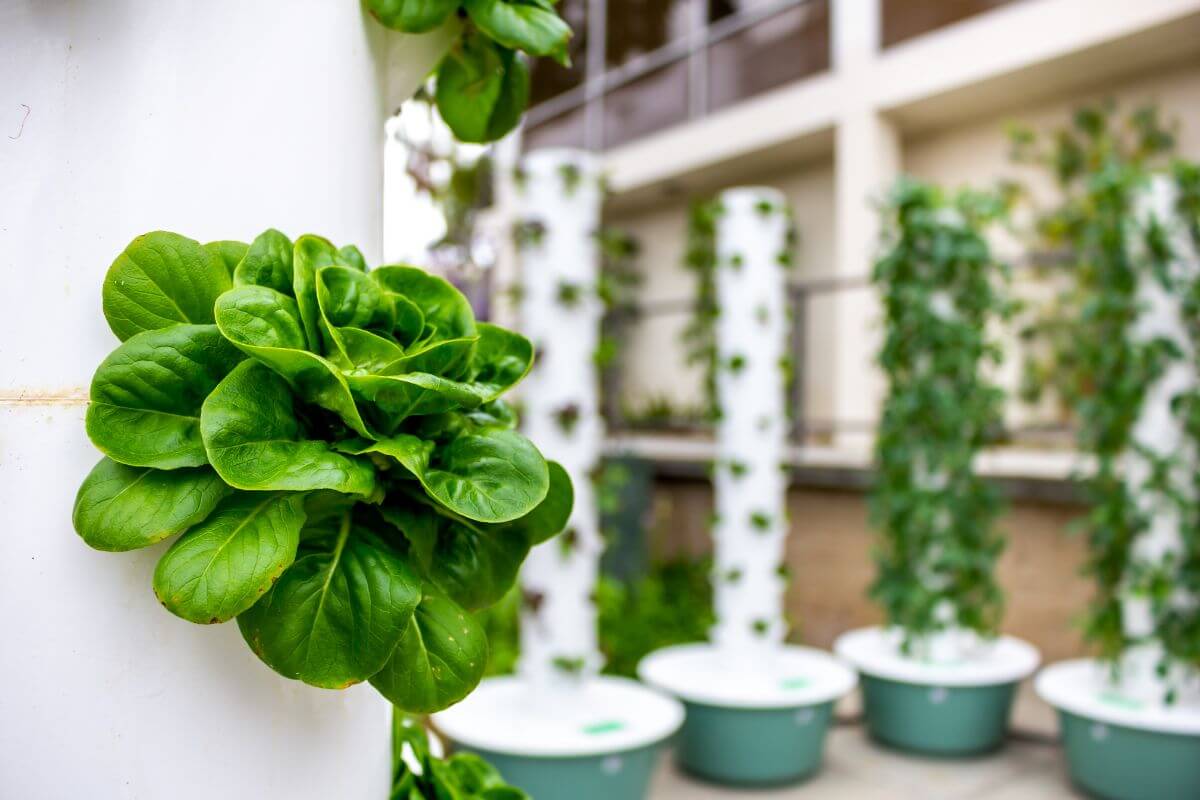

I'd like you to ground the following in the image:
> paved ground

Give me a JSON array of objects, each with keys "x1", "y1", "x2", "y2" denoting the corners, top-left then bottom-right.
[{"x1": 649, "y1": 682, "x2": 1084, "y2": 799}]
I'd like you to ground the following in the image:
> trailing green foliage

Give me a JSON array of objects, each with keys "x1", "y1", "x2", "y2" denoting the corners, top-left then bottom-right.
[
  {"x1": 595, "y1": 558, "x2": 714, "y2": 678},
  {"x1": 364, "y1": 0, "x2": 571, "y2": 143},
  {"x1": 1012, "y1": 105, "x2": 1200, "y2": 668},
  {"x1": 391, "y1": 713, "x2": 528, "y2": 799},
  {"x1": 471, "y1": 557, "x2": 714, "y2": 679},
  {"x1": 870, "y1": 179, "x2": 1011, "y2": 645},
  {"x1": 74, "y1": 229, "x2": 572, "y2": 713},
  {"x1": 680, "y1": 200, "x2": 721, "y2": 420}
]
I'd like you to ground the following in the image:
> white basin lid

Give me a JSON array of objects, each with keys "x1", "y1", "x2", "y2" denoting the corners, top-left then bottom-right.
[
  {"x1": 834, "y1": 626, "x2": 1040, "y2": 686},
  {"x1": 432, "y1": 675, "x2": 684, "y2": 758},
  {"x1": 637, "y1": 642, "x2": 857, "y2": 709},
  {"x1": 1036, "y1": 659, "x2": 1200, "y2": 736}
]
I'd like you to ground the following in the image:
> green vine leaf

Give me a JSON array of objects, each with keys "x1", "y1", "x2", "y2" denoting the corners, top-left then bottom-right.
[
  {"x1": 364, "y1": 0, "x2": 459, "y2": 34},
  {"x1": 435, "y1": 32, "x2": 529, "y2": 144},
  {"x1": 464, "y1": 0, "x2": 572, "y2": 64}
]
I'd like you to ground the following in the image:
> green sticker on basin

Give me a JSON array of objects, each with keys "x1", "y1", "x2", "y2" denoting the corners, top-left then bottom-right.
[
  {"x1": 582, "y1": 720, "x2": 625, "y2": 735},
  {"x1": 1099, "y1": 690, "x2": 1145, "y2": 711},
  {"x1": 781, "y1": 677, "x2": 811, "y2": 690}
]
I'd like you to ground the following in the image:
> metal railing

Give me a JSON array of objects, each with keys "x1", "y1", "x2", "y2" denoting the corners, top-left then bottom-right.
[{"x1": 600, "y1": 266, "x2": 1077, "y2": 449}]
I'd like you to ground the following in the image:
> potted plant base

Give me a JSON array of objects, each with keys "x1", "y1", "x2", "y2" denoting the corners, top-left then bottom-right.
[
  {"x1": 1036, "y1": 659, "x2": 1200, "y2": 800},
  {"x1": 433, "y1": 675, "x2": 683, "y2": 800},
  {"x1": 835, "y1": 627, "x2": 1039, "y2": 756},
  {"x1": 637, "y1": 643, "x2": 857, "y2": 786}
]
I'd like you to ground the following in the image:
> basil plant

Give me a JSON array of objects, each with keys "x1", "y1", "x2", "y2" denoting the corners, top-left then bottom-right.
[{"x1": 73, "y1": 230, "x2": 571, "y2": 713}]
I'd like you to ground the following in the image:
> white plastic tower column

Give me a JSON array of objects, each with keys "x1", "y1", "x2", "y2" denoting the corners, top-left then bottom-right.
[
  {"x1": 515, "y1": 148, "x2": 606, "y2": 685},
  {"x1": 640, "y1": 188, "x2": 855, "y2": 731},
  {"x1": 0, "y1": 3, "x2": 448, "y2": 798},
  {"x1": 711, "y1": 187, "x2": 791, "y2": 659},
  {"x1": 1119, "y1": 174, "x2": 1200, "y2": 704},
  {"x1": 434, "y1": 150, "x2": 683, "y2": 788}
]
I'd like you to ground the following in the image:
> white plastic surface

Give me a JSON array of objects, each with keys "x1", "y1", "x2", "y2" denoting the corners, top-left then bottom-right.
[
  {"x1": 0, "y1": 3, "x2": 444, "y2": 797},
  {"x1": 1121, "y1": 176, "x2": 1199, "y2": 642},
  {"x1": 433, "y1": 675, "x2": 684, "y2": 757},
  {"x1": 1036, "y1": 659, "x2": 1200, "y2": 736},
  {"x1": 516, "y1": 149, "x2": 606, "y2": 680},
  {"x1": 639, "y1": 642, "x2": 858, "y2": 710},
  {"x1": 712, "y1": 187, "x2": 791, "y2": 652},
  {"x1": 834, "y1": 627, "x2": 1040, "y2": 687}
]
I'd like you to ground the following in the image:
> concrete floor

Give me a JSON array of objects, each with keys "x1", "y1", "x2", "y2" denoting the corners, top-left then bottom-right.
[{"x1": 649, "y1": 682, "x2": 1084, "y2": 799}]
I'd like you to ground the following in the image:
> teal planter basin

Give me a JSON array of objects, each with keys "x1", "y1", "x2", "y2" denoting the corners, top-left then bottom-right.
[
  {"x1": 835, "y1": 627, "x2": 1039, "y2": 758},
  {"x1": 1037, "y1": 659, "x2": 1200, "y2": 800},
  {"x1": 638, "y1": 643, "x2": 857, "y2": 787},
  {"x1": 861, "y1": 674, "x2": 1017, "y2": 755},
  {"x1": 433, "y1": 675, "x2": 684, "y2": 800},
  {"x1": 674, "y1": 699, "x2": 835, "y2": 785},
  {"x1": 1058, "y1": 710, "x2": 1200, "y2": 800},
  {"x1": 460, "y1": 743, "x2": 664, "y2": 800}
]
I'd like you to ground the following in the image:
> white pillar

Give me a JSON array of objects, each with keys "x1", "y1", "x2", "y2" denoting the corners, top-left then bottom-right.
[
  {"x1": 831, "y1": 0, "x2": 900, "y2": 449},
  {"x1": 1120, "y1": 174, "x2": 1200, "y2": 703},
  {"x1": 711, "y1": 188, "x2": 790, "y2": 660},
  {"x1": 516, "y1": 149, "x2": 605, "y2": 684},
  {"x1": 0, "y1": 3, "x2": 444, "y2": 797}
]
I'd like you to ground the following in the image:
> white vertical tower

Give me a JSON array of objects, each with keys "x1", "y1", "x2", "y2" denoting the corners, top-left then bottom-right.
[
  {"x1": 0, "y1": 4, "x2": 450, "y2": 797},
  {"x1": 711, "y1": 187, "x2": 790, "y2": 658},
  {"x1": 516, "y1": 148, "x2": 605, "y2": 684},
  {"x1": 1121, "y1": 174, "x2": 1200, "y2": 704}
]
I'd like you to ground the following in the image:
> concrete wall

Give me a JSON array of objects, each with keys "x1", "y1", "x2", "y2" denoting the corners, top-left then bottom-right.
[{"x1": 607, "y1": 59, "x2": 1200, "y2": 434}]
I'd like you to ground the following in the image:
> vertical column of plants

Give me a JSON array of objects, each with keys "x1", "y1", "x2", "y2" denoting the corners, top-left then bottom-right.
[
  {"x1": 710, "y1": 188, "x2": 793, "y2": 655},
  {"x1": 514, "y1": 151, "x2": 606, "y2": 682},
  {"x1": 1014, "y1": 108, "x2": 1200, "y2": 696},
  {"x1": 870, "y1": 179, "x2": 1010, "y2": 655}
]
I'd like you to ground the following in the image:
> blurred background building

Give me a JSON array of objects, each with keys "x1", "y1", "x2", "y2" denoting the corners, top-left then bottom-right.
[{"x1": 388, "y1": 0, "x2": 1200, "y2": 667}]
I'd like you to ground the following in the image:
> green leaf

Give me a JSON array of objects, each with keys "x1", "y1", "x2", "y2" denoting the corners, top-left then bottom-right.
[
  {"x1": 435, "y1": 34, "x2": 529, "y2": 144},
  {"x1": 512, "y1": 460, "x2": 573, "y2": 545},
  {"x1": 338, "y1": 244, "x2": 369, "y2": 272},
  {"x1": 238, "y1": 517, "x2": 421, "y2": 689},
  {"x1": 201, "y1": 360, "x2": 378, "y2": 496},
  {"x1": 347, "y1": 372, "x2": 484, "y2": 431},
  {"x1": 293, "y1": 235, "x2": 359, "y2": 355},
  {"x1": 365, "y1": 0, "x2": 459, "y2": 33},
  {"x1": 351, "y1": 427, "x2": 549, "y2": 523},
  {"x1": 72, "y1": 458, "x2": 231, "y2": 552},
  {"x1": 102, "y1": 231, "x2": 232, "y2": 341},
  {"x1": 380, "y1": 502, "x2": 528, "y2": 611},
  {"x1": 379, "y1": 461, "x2": 567, "y2": 608},
  {"x1": 153, "y1": 492, "x2": 304, "y2": 624},
  {"x1": 370, "y1": 591, "x2": 487, "y2": 712},
  {"x1": 234, "y1": 228, "x2": 294, "y2": 297},
  {"x1": 205, "y1": 240, "x2": 249, "y2": 279},
  {"x1": 86, "y1": 324, "x2": 244, "y2": 469},
  {"x1": 372, "y1": 265, "x2": 477, "y2": 342},
  {"x1": 470, "y1": 322, "x2": 533, "y2": 399},
  {"x1": 214, "y1": 285, "x2": 377, "y2": 438},
  {"x1": 465, "y1": 0, "x2": 572, "y2": 62}
]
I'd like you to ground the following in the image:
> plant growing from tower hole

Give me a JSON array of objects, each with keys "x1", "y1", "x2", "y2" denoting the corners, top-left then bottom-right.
[
  {"x1": 511, "y1": 218, "x2": 546, "y2": 250},
  {"x1": 73, "y1": 228, "x2": 573, "y2": 717},
  {"x1": 553, "y1": 402, "x2": 581, "y2": 435}
]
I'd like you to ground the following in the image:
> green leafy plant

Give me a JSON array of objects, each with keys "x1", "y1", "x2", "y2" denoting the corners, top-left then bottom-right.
[
  {"x1": 1012, "y1": 105, "x2": 1200, "y2": 669},
  {"x1": 73, "y1": 229, "x2": 572, "y2": 713},
  {"x1": 595, "y1": 558, "x2": 715, "y2": 679},
  {"x1": 391, "y1": 713, "x2": 527, "y2": 799},
  {"x1": 365, "y1": 0, "x2": 571, "y2": 143},
  {"x1": 870, "y1": 179, "x2": 1011, "y2": 645}
]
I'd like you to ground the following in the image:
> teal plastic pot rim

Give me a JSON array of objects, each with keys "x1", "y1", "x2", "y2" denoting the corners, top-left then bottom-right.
[
  {"x1": 638, "y1": 643, "x2": 857, "y2": 709},
  {"x1": 431, "y1": 675, "x2": 684, "y2": 758},
  {"x1": 1036, "y1": 659, "x2": 1200, "y2": 736},
  {"x1": 834, "y1": 627, "x2": 1040, "y2": 687}
]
